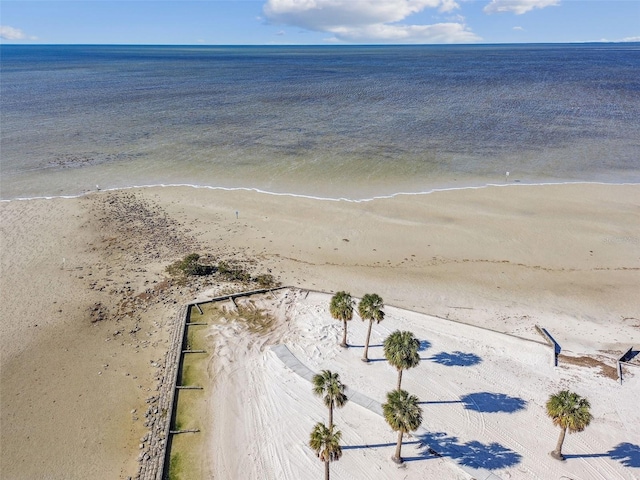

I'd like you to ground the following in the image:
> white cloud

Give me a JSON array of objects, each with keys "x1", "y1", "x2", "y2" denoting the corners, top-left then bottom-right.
[
  {"x1": 263, "y1": 0, "x2": 480, "y2": 43},
  {"x1": 331, "y1": 22, "x2": 480, "y2": 43},
  {"x1": 513, "y1": 26, "x2": 524, "y2": 30},
  {"x1": 484, "y1": 0, "x2": 560, "y2": 15},
  {"x1": 599, "y1": 36, "x2": 640, "y2": 43},
  {"x1": 0, "y1": 25, "x2": 31, "y2": 40}
]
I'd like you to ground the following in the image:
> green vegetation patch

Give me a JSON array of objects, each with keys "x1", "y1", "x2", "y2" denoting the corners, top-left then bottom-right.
[
  {"x1": 166, "y1": 253, "x2": 278, "y2": 288},
  {"x1": 217, "y1": 261, "x2": 250, "y2": 282},
  {"x1": 168, "y1": 433, "x2": 204, "y2": 480},
  {"x1": 168, "y1": 451, "x2": 183, "y2": 480},
  {"x1": 169, "y1": 319, "x2": 210, "y2": 479},
  {"x1": 179, "y1": 353, "x2": 207, "y2": 387},
  {"x1": 185, "y1": 324, "x2": 207, "y2": 351},
  {"x1": 166, "y1": 253, "x2": 214, "y2": 278},
  {"x1": 189, "y1": 305, "x2": 204, "y2": 321},
  {"x1": 173, "y1": 388, "x2": 202, "y2": 431}
]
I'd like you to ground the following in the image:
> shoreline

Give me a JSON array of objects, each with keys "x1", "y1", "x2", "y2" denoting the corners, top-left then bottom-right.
[{"x1": 3, "y1": 179, "x2": 640, "y2": 204}]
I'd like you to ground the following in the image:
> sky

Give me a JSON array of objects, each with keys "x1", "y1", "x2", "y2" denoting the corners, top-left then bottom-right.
[{"x1": 0, "y1": 0, "x2": 639, "y2": 45}]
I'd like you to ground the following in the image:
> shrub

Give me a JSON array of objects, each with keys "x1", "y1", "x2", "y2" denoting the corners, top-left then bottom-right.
[
  {"x1": 217, "y1": 261, "x2": 251, "y2": 282},
  {"x1": 166, "y1": 253, "x2": 214, "y2": 278},
  {"x1": 254, "y1": 273, "x2": 276, "y2": 288}
]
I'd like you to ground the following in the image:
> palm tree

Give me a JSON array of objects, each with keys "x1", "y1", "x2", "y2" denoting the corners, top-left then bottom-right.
[
  {"x1": 330, "y1": 291, "x2": 354, "y2": 348},
  {"x1": 383, "y1": 389, "x2": 423, "y2": 464},
  {"x1": 546, "y1": 390, "x2": 593, "y2": 460},
  {"x1": 309, "y1": 422, "x2": 342, "y2": 480},
  {"x1": 312, "y1": 370, "x2": 348, "y2": 428},
  {"x1": 383, "y1": 330, "x2": 421, "y2": 390},
  {"x1": 358, "y1": 293, "x2": 385, "y2": 362}
]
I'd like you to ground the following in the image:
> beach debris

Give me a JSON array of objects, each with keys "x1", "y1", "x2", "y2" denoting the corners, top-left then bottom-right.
[{"x1": 89, "y1": 302, "x2": 109, "y2": 323}]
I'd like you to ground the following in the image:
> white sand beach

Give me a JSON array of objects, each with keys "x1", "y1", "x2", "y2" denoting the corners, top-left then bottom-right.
[
  {"x1": 1, "y1": 183, "x2": 639, "y2": 479},
  {"x1": 201, "y1": 288, "x2": 640, "y2": 479}
]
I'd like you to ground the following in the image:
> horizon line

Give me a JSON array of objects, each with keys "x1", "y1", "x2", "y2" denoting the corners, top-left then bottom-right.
[{"x1": 2, "y1": 41, "x2": 640, "y2": 47}]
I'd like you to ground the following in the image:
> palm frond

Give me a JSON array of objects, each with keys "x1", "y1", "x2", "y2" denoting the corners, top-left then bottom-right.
[
  {"x1": 358, "y1": 293, "x2": 385, "y2": 323},
  {"x1": 383, "y1": 330, "x2": 421, "y2": 371},
  {"x1": 309, "y1": 422, "x2": 343, "y2": 462},
  {"x1": 312, "y1": 370, "x2": 348, "y2": 412},
  {"x1": 546, "y1": 390, "x2": 592, "y2": 433},
  {"x1": 330, "y1": 291, "x2": 354, "y2": 322},
  {"x1": 383, "y1": 389, "x2": 423, "y2": 433}
]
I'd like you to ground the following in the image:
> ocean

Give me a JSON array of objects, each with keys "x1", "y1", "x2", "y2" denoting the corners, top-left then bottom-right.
[{"x1": 1, "y1": 44, "x2": 639, "y2": 201}]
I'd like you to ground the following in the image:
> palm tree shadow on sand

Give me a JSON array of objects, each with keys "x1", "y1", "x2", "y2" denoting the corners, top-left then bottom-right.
[
  {"x1": 418, "y1": 392, "x2": 527, "y2": 413},
  {"x1": 608, "y1": 442, "x2": 640, "y2": 468},
  {"x1": 563, "y1": 442, "x2": 640, "y2": 468},
  {"x1": 403, "y1": 432, "x2": 522, "y2": 469},
  {"x1": 418, "y1": 399, "x2": 462, "y2": 405},
  {"x1": 460, "y1": 392, "x2": 527, "y2": 413},
  {"x1": 342, "y1": 440, "x2": 419, "y2": 451},
  {"x1": 429, "y1": 351, "x2": 482, "y2": 367}
]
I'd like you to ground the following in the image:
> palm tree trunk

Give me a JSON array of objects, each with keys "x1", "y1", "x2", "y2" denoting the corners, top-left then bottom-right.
[
  {"x1": 551, "y1": 427, "x2": 567, "y2": 460},
  {"x1": 392, "y1": 429, "x2": 404, "y2": 463},
  {"x1": 341, "y1": 319, "x2": 348, "y2": 347},
  {"x1": 396, "y1": 369, "x2": 403, "y2": 390},
  {"x1": 324, "y1": 459, "x2": 330, "y2": 480},
  {"x1": 362, "y1": 320, "x2": 373, "y2": 362},
  {"x1": 328, "y1": 403, "x2": 333, "y2": 429}
]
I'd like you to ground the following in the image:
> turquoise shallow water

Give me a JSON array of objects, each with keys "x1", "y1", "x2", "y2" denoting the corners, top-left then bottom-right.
[{"x1": 1, "y1": 44, "x2": 639, "y2": 200}]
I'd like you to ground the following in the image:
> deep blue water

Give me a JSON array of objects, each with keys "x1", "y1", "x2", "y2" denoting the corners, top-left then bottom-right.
[{"x1": 1, "y1": 44, "x2": 639, "y2": 199}]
